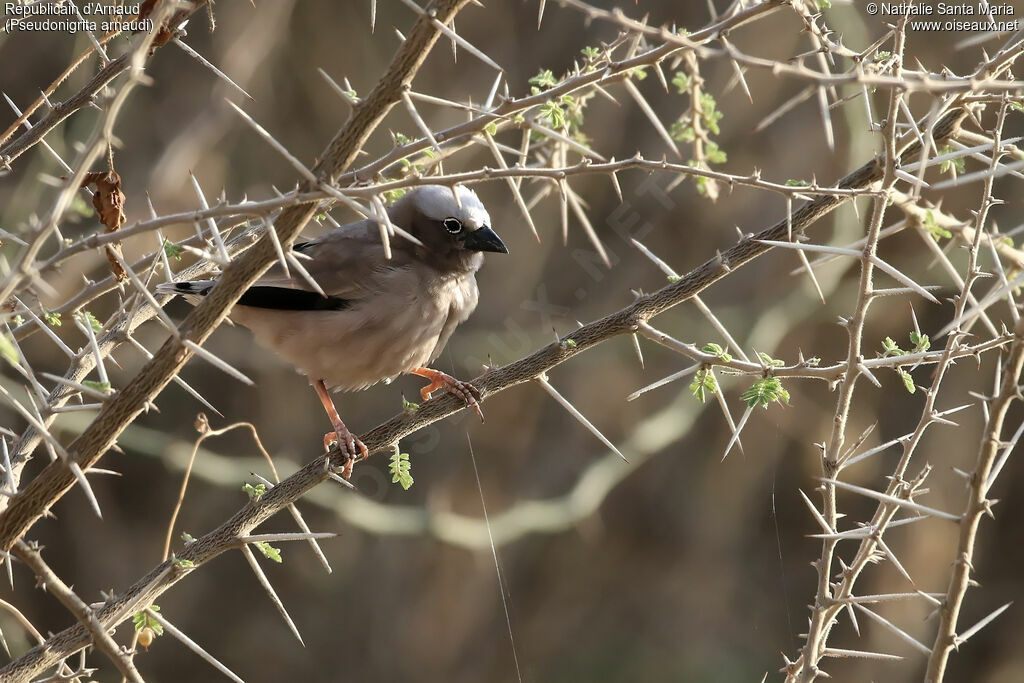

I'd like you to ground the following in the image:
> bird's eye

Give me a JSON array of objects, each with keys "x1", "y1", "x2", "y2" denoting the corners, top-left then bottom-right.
[{"x1": 443, "y1": 217, "x2": 463, "y2": 234}]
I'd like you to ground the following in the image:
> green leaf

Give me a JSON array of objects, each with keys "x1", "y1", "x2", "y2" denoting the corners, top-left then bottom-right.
[
  {"x1": 181, "y1": 532, "x2": 196, "y2": 544},
  {"x1": 910, "y1": 331, "x2": 930, "y2": 353},
  {"x1": 401, "y1": 396, "x2": 420, "y2": 412},
  {"x1": 581, "y1": 46, "x2": 601, "y2": 60},
  {"x1": 898, "y1": 368, "x2": 916, "y2": 394},
  {"x1": 389, "y1": 449, "x2": 414, "y2": 490},
  {"x1": 939, "y1": 145, "x2": 966, "y2": 174},
  {"x1": 670, "y1": 120, "x2": 695, "y2": 142},
  {"x1": 699, "y1": 93, "x2": 723, "y2": 134},
  {"x1": 690, "y1": 367, "x2": 718, "y2": 403},
  {"x1": 785, "y1": 179, "x2": 808, "y2": 187},
  {"x1": 881, "y1": 337, "x2": 904, "y2": 357},
  {"x1": 11, "y1": 315, "x2": 24, "y2": 327},
  {"x1": 741, "y1": 377, "x2": 790, "y2": 409},
  {"x1": 702, "y1": 342, "x2": 732, "y2": 363},
  {"x1": 82, "y1": 380, "x2": 112, "y2": 394},
  {"x1": 132, "y1": 605, "x2": 163, "y2": 635},
  {"x1": 162, "y1": 239, "x2": 183, "y2": 261},
  {"x1": 564, "y1": 338, "x2": 577, "y2": 348},
  {"x1": 704, "y1": 140, "x2": 727, "y2": 165},
  {"x1": 923, "y1": 210, "x2": 952, "y2": 241},
  {"x1": 757, "y1": 351, "x2": 785, "y2": 368},
  {"x1": 242, "y1": 482, "x2": 267, "y2": 500},
  {"x1": 671, "y1": 71, "x2": 691, "y2": 94},
  {"x1": 42, "y1": 310, "x2": 61, "y2": 327},
  {"x1": 529, "y1": 69, "x2": 557, "y2": 90},
  {"x1": 76, "y1": 310, "x2": 102, "y2": 333},
  {"x1": 539, "y1": 101, "x2": 566, "y2": 129},
  {"x1": 173, "y1": 558, "x2": 195, "y2": 568},
  {"x1": 253, "y1": 541, "x2": 282, "y2": 563},
  {"x1": 694, "y1": 173, "x2": 711, "y2": 196},
  {"x1": 485, "y1": 122, "x2": 498, "y2": 136}
]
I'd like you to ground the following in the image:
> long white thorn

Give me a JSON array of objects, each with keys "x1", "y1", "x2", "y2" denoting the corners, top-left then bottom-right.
[
  {"x1": 535, "y1": 375, "x2": 627, "y2": 462},
  {"x1": 145, "y1": 608, "x2": 246, "y2": 683},
  {"x1": 174, "y1": 39, "x2": 254, "y2": 101},
  {"x1": 852, "y1": 604, "x2": 930, "y2": 655},
  {"x1": 956, "y1": 602, "x2": 1012, "y2": 645},
  {"x1": 226, "y1": 100, "x2": 317, "y2": 184},
  {"x1": 825, "y1": 478, "x2": 960, "y2": 521},
  {"x1": 626, "y1": 363, "x2": 700, "y2": 401},
  {"x1": 241, "y1": 545, "x2": 305, "y2": 646},
  {"x1": 183, "y1": 341, "x2": 255, "y2": 386}
]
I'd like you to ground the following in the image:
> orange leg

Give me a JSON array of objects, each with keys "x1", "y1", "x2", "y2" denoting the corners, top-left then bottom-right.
[
  {"x1": 312, "y1": 379, "x2": 367, "y2": 478},
  {"x1": 409, "y1": 367, "x2": 484, "y2": 422}
]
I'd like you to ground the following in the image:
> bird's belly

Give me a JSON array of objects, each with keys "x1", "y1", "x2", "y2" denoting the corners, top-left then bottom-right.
[{"x1": 231, "y1": 299, "x2": 445, "y2": 391}]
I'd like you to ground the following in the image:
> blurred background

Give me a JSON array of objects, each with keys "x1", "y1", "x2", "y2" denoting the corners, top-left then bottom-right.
[{"x1": 2, "y1": 1, "x2": 1024, "y2": 681}]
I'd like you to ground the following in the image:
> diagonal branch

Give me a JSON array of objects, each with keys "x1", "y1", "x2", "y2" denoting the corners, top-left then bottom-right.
[
  {"x1": 0, "y1": 107, "x2": 966, "y2": 683},
  {"x1": 0, "y1": 0, "x2": 475, "y2": 552},
  {"x1": 0, "y1": 1, "x2": 211, "y2": 164},
  {"x1": 11, "y1": 539, "x2": 143, "y2": 683}
]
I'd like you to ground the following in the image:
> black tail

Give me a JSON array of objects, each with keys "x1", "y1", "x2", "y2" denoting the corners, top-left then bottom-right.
[{"x1": 155, "y1": 280, "x2": 216, "y2": 297}]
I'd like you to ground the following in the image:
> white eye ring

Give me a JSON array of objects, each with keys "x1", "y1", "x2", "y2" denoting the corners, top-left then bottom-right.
[{"x1": 443, "y1": 217, "x2": 463, "y2": 234}]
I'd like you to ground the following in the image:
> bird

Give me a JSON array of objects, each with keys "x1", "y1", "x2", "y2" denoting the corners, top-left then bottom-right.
[{"x1": 157, "y1": 184, "x2": 508, "y2": 477}]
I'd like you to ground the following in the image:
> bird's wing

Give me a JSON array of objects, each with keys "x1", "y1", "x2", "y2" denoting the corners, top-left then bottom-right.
[{"x1": 250, "y1": 218, "x2": 411, "y2": 308}]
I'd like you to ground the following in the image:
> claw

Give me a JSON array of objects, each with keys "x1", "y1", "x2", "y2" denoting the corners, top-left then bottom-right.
[
  {"x1": 322, "y1": 430, "x2": 367, "y2": 479},
  {"x1": 410, "y1": 367, "x2": 485, "y2": 422}
]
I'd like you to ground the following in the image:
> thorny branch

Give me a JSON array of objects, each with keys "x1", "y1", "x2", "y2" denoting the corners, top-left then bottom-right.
[
  {"x1": 795, "y1": 18, "x2": 912, "y2": 680},
  {"x1": 10, "y1": 540, "x2": 144, "y2": 683},
  {"x1": 2, "y1": 0, "x2": 1024, "y2": 680},
  {"x1": 925, "y1": 99, "x2": 1020, "y2": 683},
  {"x1": 0, "y1": 0, "x2": 476, "y2": 557},
  {"x1": 0, "y1": 105, "x2": 965, "y2": 680}
]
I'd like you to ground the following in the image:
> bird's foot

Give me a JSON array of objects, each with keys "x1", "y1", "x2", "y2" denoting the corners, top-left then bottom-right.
[
  {"x1": 410, "y1": 367, "x2": 484, "y2": 422},
  {"x1": 323, "y1": 427, "x2": 368, "y2": 480}
]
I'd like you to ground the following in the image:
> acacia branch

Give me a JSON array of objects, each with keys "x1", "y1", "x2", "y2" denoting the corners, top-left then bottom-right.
[
  {"x1": 11, "y1": 540, "x2": 144, "y2": 683},
  {"x1": 925, "y1": 100, "x2": 1019, "y2": 683},
  {"x1": 0, "y1": 0, "x2": 474, "y2": 553},
  {"x1": 0, "y1": 106, "x2": 966, "y2": 682},
  {"x1": 785, "y1": 103, "x2": 1011, "y2": 679},
  {"x1": 0, "y1": 1, "x2": 210, "y2": 165},
  {"x1": 926, "y1": 315, "x2": 1024, "y2": 681},
  {"x1": 0, "y1": 0, "x2": 784, "y2": 494},
  {"x1": 796, "y1": 25, "x2": 909, "y2": 678}
]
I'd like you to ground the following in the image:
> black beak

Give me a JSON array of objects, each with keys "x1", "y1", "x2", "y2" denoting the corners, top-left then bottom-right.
[{"x1": 463, "y1": 226, "x2": 509, "y2": 254}]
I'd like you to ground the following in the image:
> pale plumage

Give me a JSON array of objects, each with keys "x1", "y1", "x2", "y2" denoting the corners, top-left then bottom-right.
[{"x1": 158, "y1": 185, "x2": 507, "y2": 470}]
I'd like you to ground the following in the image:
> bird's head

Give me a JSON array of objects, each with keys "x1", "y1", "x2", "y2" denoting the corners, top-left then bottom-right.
[{"x1": 391, "y1": 185, "x2": 508, "y2": 272}]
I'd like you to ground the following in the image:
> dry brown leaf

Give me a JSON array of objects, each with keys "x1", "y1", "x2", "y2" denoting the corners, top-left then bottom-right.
[{"x1": 81, "y1": 170, "x2": 128, "y2": 282}]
